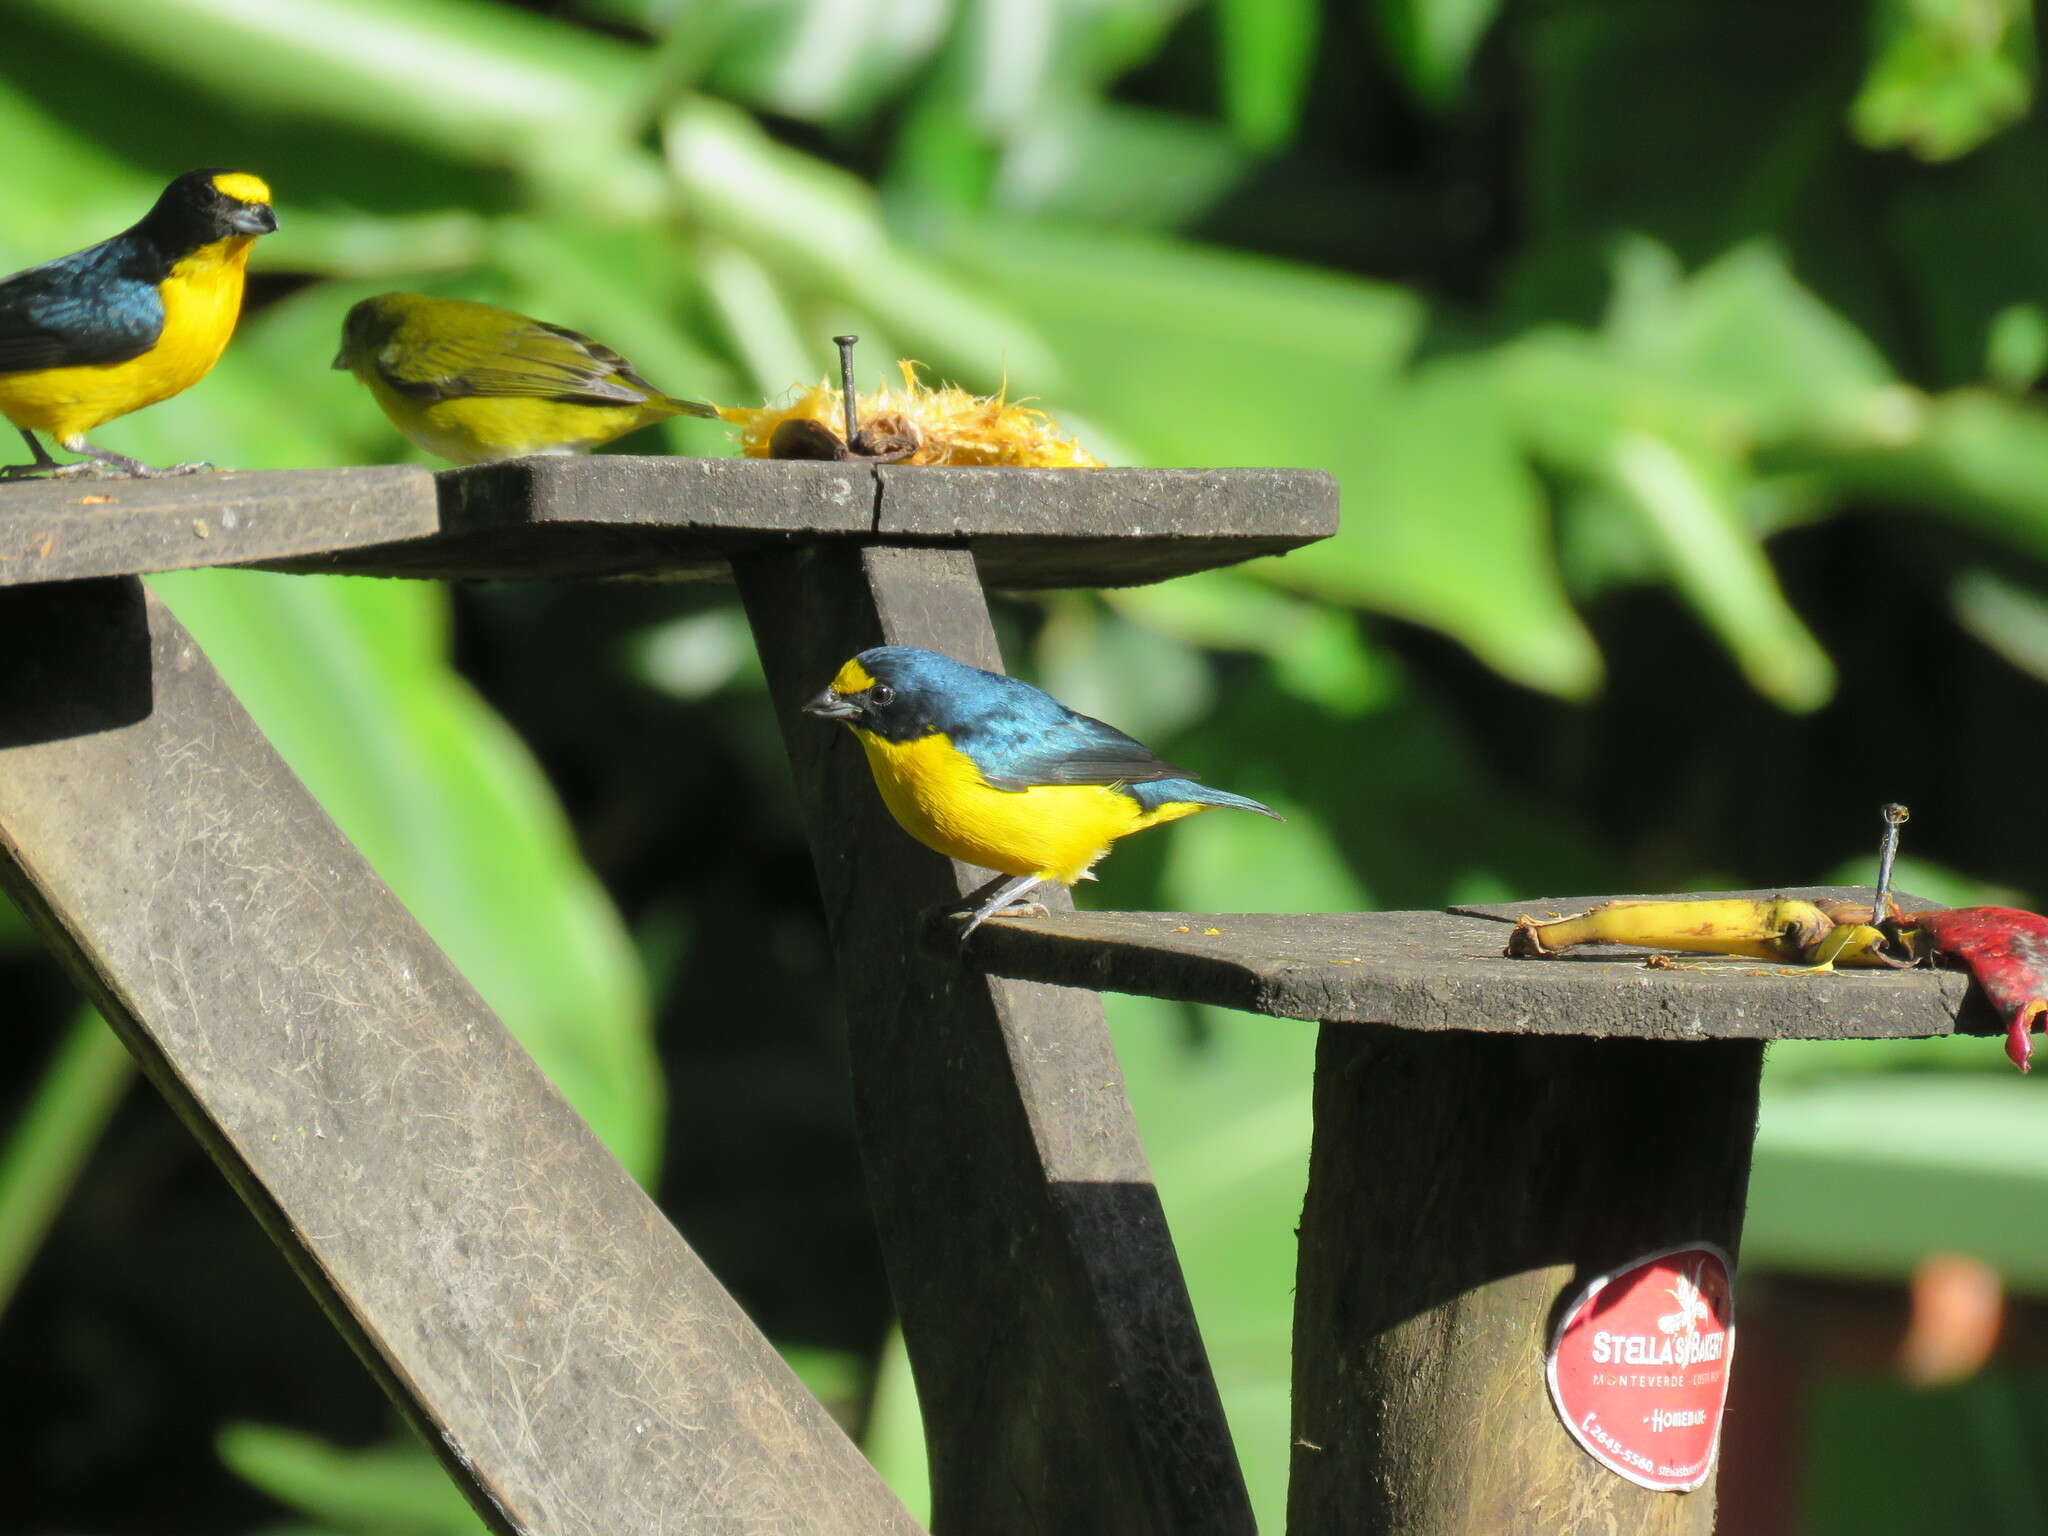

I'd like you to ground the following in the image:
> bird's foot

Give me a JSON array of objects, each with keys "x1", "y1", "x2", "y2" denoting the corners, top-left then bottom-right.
[
  {"x1": 954, "y1": 874, "x2": 1050, "y2": 947},
  {"x1": 951, "y1": 898, "x2": 1052, "y2": 948},
  {"x1": 0, "y1": 460, "x2": 92, "y2": 481},
  {"x1": 72, "y1": 445, "x2": 215, "y2": 478},
  {"x1": 100, "y1": 459, "x2": 215, "y2": 479}
]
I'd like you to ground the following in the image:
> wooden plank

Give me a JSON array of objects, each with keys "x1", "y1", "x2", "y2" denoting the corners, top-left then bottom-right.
[
  {"x1": 0, "y1": 467, "x2": 438, "y2": 586},
  {"x1": 873, "y1": 464, "x2": 1338, "y2": 587},
  {"x1": 258, "y1": 458, "x2": 1337, "y2": 587},
  {"x1": 1288, "y1": 1027, "x2": 1757, "y2": 1534},
  {"x1": 960, "y1": 896, "x2": 1990, "y2": 1040},
  {"x1": 260, "y1": 456, "x2": 876, "y2": 581},
  {"x1": 733, "y1": 543, "x2": 1254, "y2": 1536},
  {"x1": 0, "y1": 577, "x2": 922, "y2": 1536}
]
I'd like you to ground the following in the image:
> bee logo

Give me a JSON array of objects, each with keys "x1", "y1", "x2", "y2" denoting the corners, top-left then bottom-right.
[{"x1": 1658, "y1": 1264, "x2": 1714, "y2": 1336}]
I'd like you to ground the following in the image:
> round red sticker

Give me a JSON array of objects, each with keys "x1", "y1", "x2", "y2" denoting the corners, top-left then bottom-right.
[{"x1": 1545, "y1": 1242, "x2": 1735, "y2": 1492}]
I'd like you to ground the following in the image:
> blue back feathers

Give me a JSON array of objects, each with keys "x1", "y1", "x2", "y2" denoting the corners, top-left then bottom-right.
[
  {"x1": 0, "y1": 231, "x2": 167, "y2": 374},
  {"x1": 850, "y1": 646, "x2": 1280, "y2": 818}
]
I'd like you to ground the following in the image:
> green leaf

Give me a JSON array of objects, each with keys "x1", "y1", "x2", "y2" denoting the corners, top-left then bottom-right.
[
  {"x1": 698, "y1": 235, "x2": 826, "y2": 396},
  {"x1": 1374, "y1": 0, "x2": 1502, "y2": 109},
  {"x1": 664, "y1": 94, "x2": 1058, "y2": 384},
  {"x1": 1851, "y1": 0, "x2": 2035, "y2": 162},
  {"x1": 0, "y1": 1010, "x2": 132, "y2": 1319},
  {"x1": 1987, "y1": 302, "x2": 2048, "y2": 391},
  {"x1": 959, "y1": 0, "x2": 1058, "y2": 134},
  {"x1": 862, "y1": 1327, "x2": 932, "y2": 1522},
  {"x1": 706, "y1": 0, "x2": 954, "y2": 124},
  {"x1": 1750, "y1": 1077, "x2": 2048, "y2": 1288},
  {"x1": 1216, "y1": 0, "x2": 1319, "y2": 149},
  {"x1": 10, "y1": 0, "x2": 649, "y2": 176},
  {"x1": 1951, "y1": 566, "x2": 2048, "y2": 684},
  {"x1": 1605, "y1": 240, "x2": 1895, "y2": 438},
  {"x1": 218, "y1": 1423, "x2": 484, "y2": 1535},
  {"x1": 260, "y1": 209, "x2": 490, "y2": 282},
  {"x1": 1813, "y1": 388, "x2": 2048, "y2": 563},
  {"x1": 1281, "y1": 356, "x2": 1604, "y2": 698},
  {"x1": 991, "y1": 104, "x2": 1249, "y2": 229},
  {"x1": 1603, "y1": 432, "x2": 1835, "y2": 712},
  {"x1": 1105, "y1": 570, "x2": 1394, "y2": 716}
]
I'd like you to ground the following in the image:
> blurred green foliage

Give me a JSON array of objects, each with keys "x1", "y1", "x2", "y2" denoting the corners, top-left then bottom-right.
[{"x1": 5, "y1": 0, "x2": 2048, "y2": 1530}]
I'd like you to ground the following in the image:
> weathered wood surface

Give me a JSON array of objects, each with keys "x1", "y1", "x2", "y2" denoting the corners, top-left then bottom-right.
[
  {"x1": 876, "y1": 463, "x2": 1335, "y2": 587},
  {"x1": 1288, "y1": 1028, "x2": 1758, "y2": 1535},
  {"x1": 734, "y1": 543, "x2": 1253, "y2": 1536},
  {"x1": 0, "y1": 578, "x2": 921, "y2": 1536},
  {"x1": 0, "y1": 466, "x2": 438, "y2": 586},
  {"x1": 257, "y1": 458, "x2": 1337, "y2": 587},
  {"x1": 261, "y1": 457, "x2": 875, "y2": 581},
  {"x1": 962, "y1": 890, "x2": 1990, "y2": 1039}
]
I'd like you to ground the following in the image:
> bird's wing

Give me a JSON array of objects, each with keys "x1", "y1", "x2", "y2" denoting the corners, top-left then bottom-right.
[
  {"x1": 0, "y1": 246, "x2": 164, "y2": 374},
  {"x1": 373, "y1": 319, "x2": 659, "y2": 407},
  {"x1": 961, "y1": 692, "x2": 1196, "y2": 791}
]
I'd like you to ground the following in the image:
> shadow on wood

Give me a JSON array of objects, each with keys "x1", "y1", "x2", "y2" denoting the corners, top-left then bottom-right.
[{"x1": 0, "y1": 577, "x2": 152, "y2": 747}]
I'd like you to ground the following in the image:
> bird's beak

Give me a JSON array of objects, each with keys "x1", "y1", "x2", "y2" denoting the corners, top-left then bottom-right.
[
  {"x1": 330, "y1": 348, "x2": 349, "y2": 371},
  {"x1": 802, "y1": 688, "x2": 860, "y2": 721},
  {"x1": 232, "y1": 203, "x2": 279, "y2": 236}
]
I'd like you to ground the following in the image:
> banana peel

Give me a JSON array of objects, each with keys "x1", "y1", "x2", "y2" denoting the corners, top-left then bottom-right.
[
  {"x1": 1506, "y1": 895, "x2": 2048, "y2": 1072},
  {"x1": 1505, "y1": 897, "x2": 1901, "y2": 968}
]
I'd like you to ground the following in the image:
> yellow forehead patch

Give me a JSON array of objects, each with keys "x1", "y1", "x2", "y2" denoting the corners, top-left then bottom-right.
[
  {"x1": 211, "y1": 171, "x2": 272, "y2": 205},
  {"x1": 831, "y1": 658, "x2": 877, "y2": 693}
]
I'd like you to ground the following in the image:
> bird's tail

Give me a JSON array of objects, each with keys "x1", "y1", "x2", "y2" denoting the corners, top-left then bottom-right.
[
  {"x1": 654, "y1": 395, "x2": 723, "y2": 420},
  {"x1": 1130, "y1": 778, "x2": 1283, "y2": 820}
]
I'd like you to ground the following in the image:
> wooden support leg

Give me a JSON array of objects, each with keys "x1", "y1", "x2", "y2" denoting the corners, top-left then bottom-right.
[
  {"x1": 0, "y1": 578, "x2": 919, "y2": 1536},
  {"x1": 735, "y1": 543, "x2": 1254, "y2": 1536},
  {"x1": 1289, "y1": 1027, "x2": 1762, "y2": 1535}
]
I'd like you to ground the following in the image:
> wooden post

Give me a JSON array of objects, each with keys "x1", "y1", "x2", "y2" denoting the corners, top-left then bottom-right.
[
  {"x1": 1288, "y1": 1026, "x2": 1762, "y2": 1535},
  {"x1": 735, "y1": 542, "x2": 1254, "y2": 1536},
  {"x1": 0, "y1": 578, "x2": 921, "y2": 1536}
]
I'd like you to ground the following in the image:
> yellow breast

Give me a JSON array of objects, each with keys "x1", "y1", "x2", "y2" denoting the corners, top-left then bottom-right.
[
  {"x1": 364, "y1": 381, "x2": 670, "y2": 465},
  {"x1": 852, "y1": 728, "x2": 1204, "y2": 885},
  {"x1": 0, "y1": 236, "x2": 252, "y2": 446}
]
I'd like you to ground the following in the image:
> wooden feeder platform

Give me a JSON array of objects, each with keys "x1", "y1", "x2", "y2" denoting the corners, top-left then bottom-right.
[{"x1": 0, "y1": 461, "x2": 1982, "y2": 1536}]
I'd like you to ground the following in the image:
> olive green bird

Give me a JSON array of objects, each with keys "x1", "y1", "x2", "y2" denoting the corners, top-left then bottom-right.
[{"x1": 333, "y1": 292, "x2": 718, "y2": 465}]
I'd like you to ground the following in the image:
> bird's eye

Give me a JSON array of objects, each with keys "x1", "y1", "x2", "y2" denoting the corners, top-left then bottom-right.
[{"x1": 869, "y1": 685, "x2": 895, "y2": 707}]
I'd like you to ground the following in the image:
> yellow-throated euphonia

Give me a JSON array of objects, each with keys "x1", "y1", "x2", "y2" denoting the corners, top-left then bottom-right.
[
  {"x1": 333, "y1": 293, "x2": 718, "y2": 465},
  {"x1": 0, "y1": 168, "x2": 276, "y2": 479},
  {"x1": 804, "y1": 646, "x2": 1281, "y2": 938}
]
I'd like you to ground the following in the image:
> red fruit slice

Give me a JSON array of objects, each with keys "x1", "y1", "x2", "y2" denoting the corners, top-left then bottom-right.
[{"x1": 1910, "y1": 907, "x2": 2048, "y2": 1073}]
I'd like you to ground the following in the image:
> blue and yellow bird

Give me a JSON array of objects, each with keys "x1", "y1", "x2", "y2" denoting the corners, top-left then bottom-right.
[
  {"x1": 0, "y1": 169, "x2": 276, "y2": 478},
  {"x1": 332, "y1": 292, "x2": 719, "y2": 465},
  {"x1": 804, "y1": 645, "x2": 1281, "y2": 937}
]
